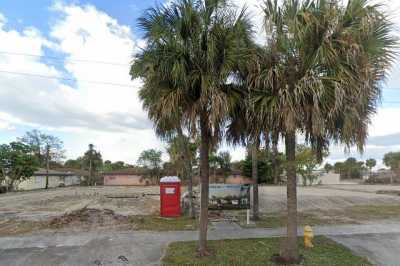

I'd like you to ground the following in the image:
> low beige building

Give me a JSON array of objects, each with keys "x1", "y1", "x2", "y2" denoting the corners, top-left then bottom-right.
[{"x1": 103, "y1": 169, "x2": 152, "y2": 186}]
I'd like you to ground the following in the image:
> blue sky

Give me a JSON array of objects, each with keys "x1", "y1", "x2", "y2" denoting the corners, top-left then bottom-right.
[
  {"x1": 0, "y1": 0, "x2": 150, "y2": 30},
  {"x1": 0, "y1": 0, "x2": 399, "y2": 168}
]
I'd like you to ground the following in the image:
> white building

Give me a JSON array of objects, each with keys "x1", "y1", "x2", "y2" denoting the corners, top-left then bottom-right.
[{"x1": 16, "y1": 168, "x2": 84, "y2": 191}]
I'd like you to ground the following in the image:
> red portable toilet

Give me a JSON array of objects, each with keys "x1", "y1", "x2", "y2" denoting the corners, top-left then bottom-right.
[{"x1": 160, "y1": 176, "x2": 181, "y2": 217}]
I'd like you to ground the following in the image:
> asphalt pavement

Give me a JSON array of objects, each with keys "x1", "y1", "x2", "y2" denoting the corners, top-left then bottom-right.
[{"x1": 1, "y1": 221, "x2": 400, "y2": 265}]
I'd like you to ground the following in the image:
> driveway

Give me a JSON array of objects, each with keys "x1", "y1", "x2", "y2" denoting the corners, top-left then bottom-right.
[{"x1": 1, "y1": 221, "x2": 400, "y2": 265}]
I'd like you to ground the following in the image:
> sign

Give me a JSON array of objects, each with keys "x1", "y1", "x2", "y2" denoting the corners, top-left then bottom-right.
[
  {"x1": 165, "y1": 187, "x2": 175, "y2": 194},
  {"x1": 208, "y1": 184, "x2": 250, "y2": 210}
]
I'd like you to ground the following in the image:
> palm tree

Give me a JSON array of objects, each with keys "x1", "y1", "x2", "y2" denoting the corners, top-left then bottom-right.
[
  {"x1": 247, "y1": 0, "x2": 396, "y2": 262},
  {"x1": 226, "y1": 90, "x2": 263, "y2": 221},
  {"x1": 131, "y1": 0, "x2": 253, "y2": 255},
  {"x1": 271, "y1": 131, "x2": 280, "y2": 184},
  {"x1": 167, "y1": 127, "x2": 197, "y2": 218}
]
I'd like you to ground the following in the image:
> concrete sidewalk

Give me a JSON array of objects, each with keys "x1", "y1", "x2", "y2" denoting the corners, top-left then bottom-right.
[{"x1": 1, "y1": 220, "x2": 400, "y2": 265}]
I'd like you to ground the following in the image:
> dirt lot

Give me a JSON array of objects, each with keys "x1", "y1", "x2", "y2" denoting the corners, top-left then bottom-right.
[
  {"x1": 2, "y1": 184, "x2": 400, "y2": 235},
  {"x1": 3, "y1": 185, "x2": 400, "y2": 219},
  {"x1": 258, "y1": 184, "x2": 400, "y2": 213},
  {"x1": 0, "y1": 186, "x2": 160, "y2": 221}
]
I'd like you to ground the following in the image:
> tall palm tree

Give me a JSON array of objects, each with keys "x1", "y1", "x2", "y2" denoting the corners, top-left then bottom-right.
[
  {"x1": 131, "y1": 0, "x2": 253, "y2": 255},
  {"x1": 247, "y1": 0, "x2": 396, "y2": 262},
  {"x1": 226, "y1": 95, "x2": 261, "y2": 221},
  {"x1": 271, "y1": 131, "x2": 280, "y2": 184},
  {"x1": 167, "y1": 127, "x2": 197, "y2": 218}
]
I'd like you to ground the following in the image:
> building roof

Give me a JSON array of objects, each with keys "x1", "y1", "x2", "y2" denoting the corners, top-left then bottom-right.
[
  {"x1": 102, "y1": 168, "x2": 145, "y2": 176},
  {"x1": 34, "y1": 168, "x2": 86, "y2": 176},
  {"x1": 53, "y1": 168, "x2": 89, "y2": 177}
]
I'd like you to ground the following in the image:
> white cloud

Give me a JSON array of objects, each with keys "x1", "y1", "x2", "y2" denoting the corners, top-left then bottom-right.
[
  {"x1": 231, "y1": 0, "x2": 266, "y2": 45},
  {"x1": 0, "y1": 5, "x2": 160, "y2": 163},
  {"x1": 1, "y1": 1, "x2": 400, "y2": 165},
  {"x1": 369, "y1": 108, "x2": 400, "y2": 136},
  {"x1": 0, "y1": 120, "x2": 14, "y2": 130}
]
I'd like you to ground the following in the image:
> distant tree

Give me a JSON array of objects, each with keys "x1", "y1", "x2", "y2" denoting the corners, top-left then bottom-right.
[
  {"x1": 296, "y1": 145, "x2": 327, "y2": 186},
  {"x1": 217, "y1": 151, "x2": 231, "y2": 176},
  {"x1": 19, "y1": 130, "x2": 65, "y2": 189},
  {"x1": 324, "y1": 163, "x2": 333, "y2": 173},
  {"x1": 64, "y1": 158, "x2": 84, "y2": 169},
  {"x1": 242, "y1": 147, "x2": 285, "y2": 185},
  {"x1": 206, "y1": 151, "x2": 232, "y2": 181},
  {"x1": 207, "y1": 151, "x2": 223, "y2": 180},
  {"x1": 383, "y1": 152, "x2": 400, "y2": 173},
  {"x1": 103, "y1": 160, "x2": 113, "y2": 171},
  {"x1": 333, "y1": 162, "x2": 344, "y2": 175},
  {"x1": 112, "y1": 161, "x2": 126, "y2": 169},
  {"x1": 230, "y1": 161, "x2": 243, "y2": 172},
  {"x1": 0, "y1": 142, "x2": 39, "y2": 191},
  {"x1": 334, "y1": 158, "x2": 365, "y2": 179},
  {"x1": 18, "y1": 130, "x2": 43, "y2": 164},
  {"x1": 137, "y1": 149, "x2": 162, "y2": 183},
  {"x1": 242, "y1": 150, "x2": 270, "y2": 184},
  {"x1": 167, "y1": 136, "x2": 197, "y2": 177},
  {"x1": 82, "y1": 144, "x2": 103, "y2": 186},
  {"x1": 103, "y1": 160, "x2": 128, "y2": 171},
  {"x1": 365, "y1": 159, "x2": 377, "y2": 177}
]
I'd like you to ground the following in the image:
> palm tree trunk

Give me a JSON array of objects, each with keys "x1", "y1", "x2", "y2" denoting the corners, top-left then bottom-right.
[
  {"x1": 187, "y1": 162, "x2": 195, "y2": 219},
  {"x1": 9, "y1": 179, "x2": 14, "y2": 192},
  {"x1": 177, "y1": 127, "x2": 195, "y2": 219},
  {"x1": 281, "y1": 132, "x2": 299, "y2": 262},
  {"x1": 272, "y1": 133, "x2": 279, "y2": 185},
  {"x1": 251, "y1": 139, "x2": 259, "y2": 220},
  {"x1": 198, "y1": 111, "x2": 210, "y2": 255}
]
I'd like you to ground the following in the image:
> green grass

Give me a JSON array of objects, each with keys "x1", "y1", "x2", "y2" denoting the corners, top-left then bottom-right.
[
  {"x1": 163, "y1": 236, "x2": 372, "y2": 266},
  {"x1": 128, "y1": 215, "x2": 198, "y2": 231},
  {"x1": 239, "y1": 204, "x2": 400, "y2": 229},
  {"x1": 345, "y1": 205, "x2": 400, "y2": 220},
  {"x1": 239, "y1": 212, "x2": 347, "y2": 229}
]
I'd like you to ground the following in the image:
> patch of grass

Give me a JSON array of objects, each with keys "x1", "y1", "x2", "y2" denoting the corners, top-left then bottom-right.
[
  {"x1": 345, "y1": 205, "x2": 400, "y2": 220},
  {"x1": 240, "y1": 204, "x2": 400, "y2": 229},
  {"x1": 239, "y1": 212, "x2": 348, "y2": 229},
  {"x1": 163, "y1": 236, "x2": 371, "y2": 266},
  {"x1": 128, "y1": 215, "x2": 198, "y2": 231}
]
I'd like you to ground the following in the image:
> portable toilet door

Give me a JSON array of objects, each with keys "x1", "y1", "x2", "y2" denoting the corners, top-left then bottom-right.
[{"x1": 160, "y1": 176, "x2": 181, "y2": 217}]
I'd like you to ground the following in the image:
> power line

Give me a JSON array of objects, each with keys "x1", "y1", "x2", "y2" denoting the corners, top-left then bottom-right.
[
  {"x1": 0, "y1": 68, "x2": 398, "y2": 97},
  {"x1": 0, "y1": 51, "x2": 131, "y2": 67},
  {"x1": 0, "y1": 70, "x2": 134, "y2": 88}
]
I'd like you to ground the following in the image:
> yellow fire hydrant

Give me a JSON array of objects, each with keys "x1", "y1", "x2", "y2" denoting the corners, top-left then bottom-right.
[{"x1": 304, "y1": 225, "x2": 314, "y2": 248}]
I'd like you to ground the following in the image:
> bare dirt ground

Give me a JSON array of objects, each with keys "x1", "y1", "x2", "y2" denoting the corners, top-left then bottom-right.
[
  {"x1": 0, "y1": 186, "x2": 160, "y2": 221},
  {"x1": 2, "y1": 184, "x2": 400, "y2": 235},
  {"x1": 258, "y1": 184, "x2": 400, "y2": 213},
  {"x1": 3, "y1": 185, "x2": 400, "y2": 219}
]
